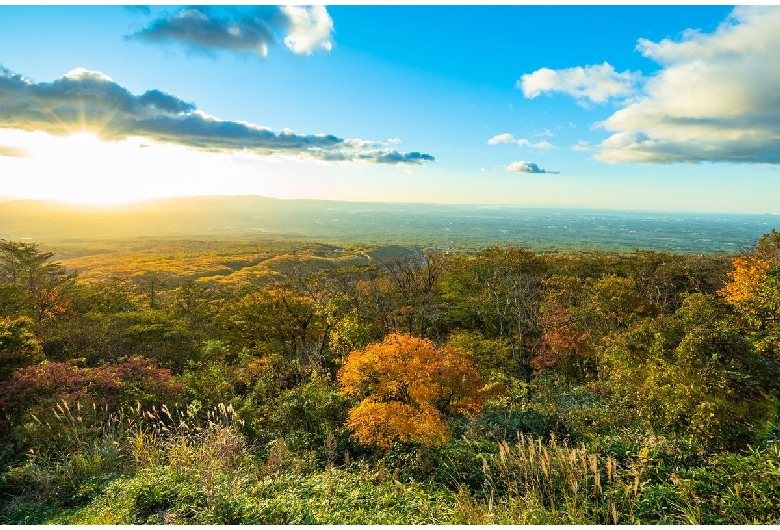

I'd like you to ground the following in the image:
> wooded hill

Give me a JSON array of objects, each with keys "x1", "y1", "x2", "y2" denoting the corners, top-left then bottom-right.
[{"x1": 1, "y1": 231, "x2": 779, "y2": 524}]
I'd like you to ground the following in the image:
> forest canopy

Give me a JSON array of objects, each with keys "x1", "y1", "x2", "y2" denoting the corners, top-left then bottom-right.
[{"x1": 0, "y1": 232, "x2": 779, "y2": 524}]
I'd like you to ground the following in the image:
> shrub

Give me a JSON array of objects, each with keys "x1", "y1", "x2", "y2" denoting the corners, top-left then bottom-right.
[{"x1": 0, "y1": 357, "x2": 185, "y2": 457}]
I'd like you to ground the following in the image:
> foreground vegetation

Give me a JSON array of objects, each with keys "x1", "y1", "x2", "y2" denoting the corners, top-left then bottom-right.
[{"x1": 1, "y1": 231, "x2": 779, "y2": 524}]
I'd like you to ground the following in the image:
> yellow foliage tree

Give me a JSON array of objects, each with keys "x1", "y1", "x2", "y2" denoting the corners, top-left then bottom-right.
[
  {"x1": 338, "y1": 333, "x2": 487, "y2": 448},
  {"x1": 720, "y1": 230, "x2": 780, "y2": 305},
  {"x1": 719, "y1": 255, "x2": 771, "y2": 304}
]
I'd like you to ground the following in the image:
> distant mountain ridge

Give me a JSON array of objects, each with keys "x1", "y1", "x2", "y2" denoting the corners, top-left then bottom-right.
[{"x1": 0, "y1": 195, "x2": 777, "y2": 253}]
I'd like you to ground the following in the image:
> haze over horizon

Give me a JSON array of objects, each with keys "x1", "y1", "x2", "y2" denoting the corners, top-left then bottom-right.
[{"x1": 1, "y1": 5, "x2": 780, "y2": 214}]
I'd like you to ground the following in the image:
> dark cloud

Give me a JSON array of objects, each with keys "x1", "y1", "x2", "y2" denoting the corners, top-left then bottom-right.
[
  {"x1": 0, "y1": 65, "x2": 434, "y2": 165},
  {"x1": 321, "y1": 149, "x2": 435, "y2": 165},
  {"x1": 138, "y1": 89, "x2": 196, "y2": 114},
  {"x1": 130, "y1": 6, "x2": 333, "y2": 57},
  {"x1": 367, "y1": 150, "x2": 435, "y2": 164},
  {"x1": 506, "y1": 161, "x2": 559, "y2": 174}
]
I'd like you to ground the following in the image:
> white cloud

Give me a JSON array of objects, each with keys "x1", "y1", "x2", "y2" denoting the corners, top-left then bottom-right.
[
  {"x1": 487, "y1": 133, "x2": 516, "y2": 145},
  {"x1": 593, "y1": 6, "x2": 780, "y2": 164},
  {"x1": 573, "y1": 141, "x2": 593, "y2": 152},
  {"x1": 281, "y1": 5, "x2": 334, "y2": 55},
  {"x1": 521, "y1": 6, "x2": 780, "y2": 165},
  {"x1": 64, "y1": 68, "x2": 113, "y2": 82},
  {"x1": 531, "y1": 140, "x2": 556, "y2": 149},
  {"x1": 518, "y1": 62, "x2": 640, "y2": 104},
  {"x1": 517, "y1": 138, "x2": 556, "y2": 149},
  {"x1": 506, "y1": 161, "x2": 559, "y2": 174}
]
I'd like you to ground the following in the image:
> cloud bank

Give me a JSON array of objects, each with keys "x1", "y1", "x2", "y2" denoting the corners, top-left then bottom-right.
[
  {"x1": 506, "y1": 161, "x2": 559, "y2": 174},
  {"x1": 131, "y1": 6, "x2": 333, "y2": 57},
  {"x1": 0, "y1": 65, "x2": 433, "y2": 165},
  {"x1": 520, "y1": 6, "x2": 780, "y2": 165}
]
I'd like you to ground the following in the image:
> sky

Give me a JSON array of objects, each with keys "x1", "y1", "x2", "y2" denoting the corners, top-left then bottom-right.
[{"x1": 0, "y1": 4, "x2": 779, "y2": 213}]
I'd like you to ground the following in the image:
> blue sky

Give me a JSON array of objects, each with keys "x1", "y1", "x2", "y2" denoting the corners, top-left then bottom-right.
[{"x1": 1, "y1": 4, "x2": 779, "y2": 213}]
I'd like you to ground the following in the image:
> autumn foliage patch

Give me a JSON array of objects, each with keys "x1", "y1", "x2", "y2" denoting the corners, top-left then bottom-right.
[
  {"x1": 338, "y1": 333, "x2": 488, "y2": 448},
  {"x1": 0, "y1": 356, "x2": 184, "y2": 426}
]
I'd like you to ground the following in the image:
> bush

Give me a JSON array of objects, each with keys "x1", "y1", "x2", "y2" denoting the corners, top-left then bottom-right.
[{"x1": 0, "y1": 357, "x2": 185, "y2": 460}]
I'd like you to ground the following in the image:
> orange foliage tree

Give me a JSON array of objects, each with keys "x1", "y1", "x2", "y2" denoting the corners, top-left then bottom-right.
[
  {"x1": 721, "y1": 229, "x2": 780, "y2": 305},
  {"x1": 338, "y1": 333, "x2": 487, "y2": 448},
  {"x1": 719, "y1": 230, "x2": 780, "y2": 358},
  {"x1": 720, "y1": 255, "x2": 772, "y2": 305}
]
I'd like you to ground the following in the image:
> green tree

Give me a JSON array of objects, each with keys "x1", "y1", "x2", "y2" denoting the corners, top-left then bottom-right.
[
  {"x1": 0, "y1": 316, "x2": 44, "y2": 381},
  {"x1": 603, "y1": 294, "x2": 779, "y2": 451},
  {"x1": 0, "y1": 239, "x2": 74, "y2": 322},
  {"x1": 442, "y1": 247, "x2": 548, "y2": 385}
]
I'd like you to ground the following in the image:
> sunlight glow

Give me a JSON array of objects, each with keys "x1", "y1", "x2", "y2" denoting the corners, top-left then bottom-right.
[{"x1": 0, "y1": 129, "x2": 339, "y2": 206}]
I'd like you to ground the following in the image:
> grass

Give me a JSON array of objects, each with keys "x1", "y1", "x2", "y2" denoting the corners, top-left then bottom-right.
[
  {"x1": 61, "y1": 464, "x2": 457, "y2": 524},
  {"x1": 3, "y1": 398, "x2": 780, "y2": 524}
]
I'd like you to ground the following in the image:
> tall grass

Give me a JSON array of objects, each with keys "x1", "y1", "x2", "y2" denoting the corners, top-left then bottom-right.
[
  {"x1": 453, "y1": 433, "x2": 642, "y2": 524},
  {"x1": 0, "y1": 399, "x2": 248, "y2": 523},
  {"x1": 4, "y1": 397, "x2": 778, "y2": 524}
]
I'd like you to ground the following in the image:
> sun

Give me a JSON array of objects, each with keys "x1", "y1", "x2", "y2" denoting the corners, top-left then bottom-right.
[
  {"x1": 0, "y1": 128, "x2": 322, "y2": 206},
  {"x1": 6, "y1": 131, "x2": 147, "y2": 205},
  {"x1": 3, "y1": 130, "x2": 194, "y2": 206}
]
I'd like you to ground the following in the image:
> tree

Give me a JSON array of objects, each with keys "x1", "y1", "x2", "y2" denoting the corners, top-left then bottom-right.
[
  {"x1": 0, "y1": 240, "x2": 74, "y2": 322},
  {"x1": 616, "y1": 250, "x2": 729, "y2": 314},
  {"x1": 381, "y1": 250, "x2": 448, "y2": 339},
  {"x1": 720, "y1": 229, "x2": 780, "y2": 305},
  {"x1": 720, "y1": 230, "x2": 780, "y2": 359},
  {"x1": 0, "y1": 316, "x2": 44, "y2": 381},
  {"x1": 338, "y1": 333, "x2": 487, "y2": 448},
  {"x1": 537, "y1": 274, "x2": 596, "y2": 381},
  {"x1": 602, "y1": 294, "x2": 779, "y2": 451},
  {"x1": 442, "y1": 247, "x2": 548, "y2": 385},
  {"x1": 220, "y1": 285, "x2": 327, "y2": 369}
]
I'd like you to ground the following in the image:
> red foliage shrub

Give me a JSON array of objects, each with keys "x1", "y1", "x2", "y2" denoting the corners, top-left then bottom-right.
[{"x1": 0, "y1": 356, "x2": 185, "y2": 427}]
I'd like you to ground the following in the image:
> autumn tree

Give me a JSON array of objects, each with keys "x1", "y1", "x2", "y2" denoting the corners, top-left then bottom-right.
[
  {"x1": 721, "y1": 229, "x2": 780, "y2": 305},
  {"x1": 720, "y1": 230, "x2": 780, "y2": 358},
  {"x1": 338, "y1": 333, "x2": 487, "y2": 448},
  {"x1": 537, "y1": 274, "x2": 594, "y2": 381}
]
